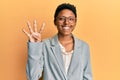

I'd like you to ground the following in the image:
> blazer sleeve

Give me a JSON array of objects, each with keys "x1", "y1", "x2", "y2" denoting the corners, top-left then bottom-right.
[
  {"x1": 83, "y1": 44, "x2": 93, "y2": 80},
  {"x1": 26, "y1": 42, "x2": 44, "y2": 80}
]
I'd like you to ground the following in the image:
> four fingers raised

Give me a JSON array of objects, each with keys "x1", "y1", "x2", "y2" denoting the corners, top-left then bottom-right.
[{"x1": 23, "y1": 20, "x2": 45, "y2": 42}]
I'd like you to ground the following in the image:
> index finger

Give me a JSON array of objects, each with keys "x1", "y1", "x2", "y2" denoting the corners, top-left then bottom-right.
[
  {"x1": 27, "y1": 21, "x2": 33, "y2": 33},
  {"x1": 39, "y1": 22, "x2": 45, "y2": 33}
]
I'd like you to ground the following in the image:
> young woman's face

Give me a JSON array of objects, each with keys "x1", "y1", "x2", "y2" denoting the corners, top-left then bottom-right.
[{"x1": 55, "y1": 9, "x2": 77, "y2": 36}]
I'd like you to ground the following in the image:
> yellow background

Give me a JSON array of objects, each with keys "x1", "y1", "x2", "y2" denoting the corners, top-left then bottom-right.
[{"x1": 0, "y1": 0, "x2": 120, "y2": 80}]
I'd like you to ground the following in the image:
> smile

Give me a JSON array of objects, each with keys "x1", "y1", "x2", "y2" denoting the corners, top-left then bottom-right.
[{"x1": 62, "y1": 26, "x2": 70, "y2": 30}]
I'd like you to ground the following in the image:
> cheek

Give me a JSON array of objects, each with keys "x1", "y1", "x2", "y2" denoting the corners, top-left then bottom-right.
[
  {"x1": 71, "y1": 23, "x2": 76, "y2": 27},
  {"x1": 72, "y1": 22, "x2": 77, "y2": 28},
  {"x1": 55, "y1": 22, "x2": 63, "y2": 27},
  {"x1": 55, "y1": 21, "x2": 59, "y2": 26},
  {"x1": 55, "y1": 22, "x2": 61, "y2": 30}
]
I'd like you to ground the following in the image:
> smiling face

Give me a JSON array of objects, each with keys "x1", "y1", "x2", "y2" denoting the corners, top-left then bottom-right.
[{"x1": 55, "y1": 9, "x2": 77, "y2": 36}]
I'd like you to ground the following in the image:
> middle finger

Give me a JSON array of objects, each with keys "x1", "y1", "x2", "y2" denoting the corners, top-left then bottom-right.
[{"x1": 34, "y1": 20, "x2": 37, "y2": 32}]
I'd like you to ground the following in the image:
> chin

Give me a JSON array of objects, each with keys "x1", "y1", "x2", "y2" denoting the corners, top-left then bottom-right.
[
  {"x1": 61, "y1": 32, "x2": 72, "y2": 36},
  {"x1": 58, "y1": 30, "x2": 72, "y2": 36}
]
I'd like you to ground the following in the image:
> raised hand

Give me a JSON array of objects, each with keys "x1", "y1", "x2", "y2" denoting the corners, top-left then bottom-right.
[{"x1": 22, "y1": 20, "x2": 45, "y2": 42}]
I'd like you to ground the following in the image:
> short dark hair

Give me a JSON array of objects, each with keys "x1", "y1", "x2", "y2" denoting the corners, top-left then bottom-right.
[{"x1": 54, "y1": 3, "x2": 77, "y2": 23}]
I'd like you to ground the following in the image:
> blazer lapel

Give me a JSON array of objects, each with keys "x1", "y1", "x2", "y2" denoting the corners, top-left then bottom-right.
[
  {"x1": 67, "y1": 36, "x2": 83, "y2": 78},
  {"x1": 50, "y1": 35, "x2": 66, "y2": 78}
]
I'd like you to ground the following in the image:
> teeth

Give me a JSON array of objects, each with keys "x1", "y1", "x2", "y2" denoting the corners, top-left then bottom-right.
[{"x1": 63, "y1": 27, "x2": 70, "y2": 30}]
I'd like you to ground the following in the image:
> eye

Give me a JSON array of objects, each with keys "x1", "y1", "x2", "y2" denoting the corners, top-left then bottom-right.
[
  {"x1": 59, "y1": 17, "x2": 65, "y2": 21},
  {"x1": 69, "y1": 17, "x2": 74, "y2": 21}
]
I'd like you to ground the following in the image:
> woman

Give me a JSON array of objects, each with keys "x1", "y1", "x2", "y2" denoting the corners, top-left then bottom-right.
[{"x1": 23, "y1": 3, "x2": 92, "y2": 80}]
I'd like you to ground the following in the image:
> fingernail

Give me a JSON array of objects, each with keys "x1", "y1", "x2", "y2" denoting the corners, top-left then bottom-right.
[
  {"x1": 34, "y1": 20, "x2": 36, "y2": 23},
  {"x1": 43, "y1": 22, "x2": 45, "y2": 26}
]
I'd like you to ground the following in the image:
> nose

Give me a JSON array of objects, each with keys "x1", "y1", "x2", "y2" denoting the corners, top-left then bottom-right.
[{"x1": 64, "y1": 18, "x2": 69, "y2": 24}]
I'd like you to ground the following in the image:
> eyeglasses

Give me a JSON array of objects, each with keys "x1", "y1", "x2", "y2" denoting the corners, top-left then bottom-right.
[{"x1": 56, "y1": 16, "x2": 76, "y2": 23}]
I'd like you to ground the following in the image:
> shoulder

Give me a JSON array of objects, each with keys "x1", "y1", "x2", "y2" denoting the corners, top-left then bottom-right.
[
  {"x1": 74, "y1": 36, "x2": 89, "y2": 45},
  {"x1": 74, "y1": 36, "x2": 90, "y2": 49},
  {"x1": 41, "y1": 35, "x2": 57, "y2": 46},
  {"x1": 74, "y1": 36, "x2": 90, "y2": 56},
  {"x1": 41, "y1": 38, "x2": 51, "y2": 44}
]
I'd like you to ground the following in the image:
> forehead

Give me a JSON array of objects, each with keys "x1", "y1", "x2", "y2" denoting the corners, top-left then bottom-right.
[{"x1": 57, "y1": 9, "x2": 75, "y2": 17}]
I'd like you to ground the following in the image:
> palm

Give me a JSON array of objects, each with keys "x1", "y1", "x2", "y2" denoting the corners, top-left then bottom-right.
[{"x1": 22, "y1": 20, "x2": 45, "y2": 42}]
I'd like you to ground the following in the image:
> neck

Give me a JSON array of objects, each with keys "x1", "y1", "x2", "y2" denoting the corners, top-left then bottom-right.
[{"x1": 58, "y1": 33, "x2": 73, "y2": 42}]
